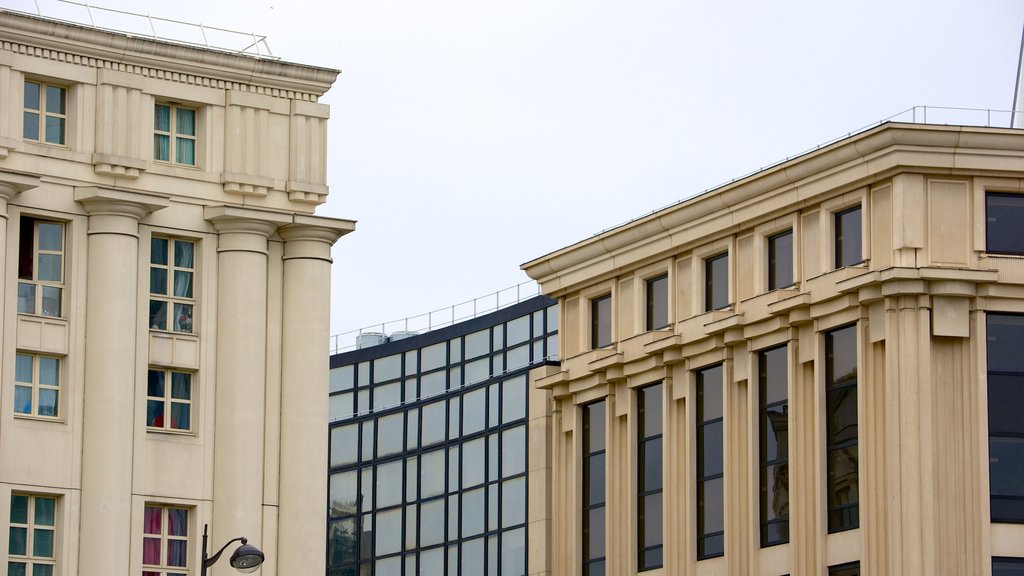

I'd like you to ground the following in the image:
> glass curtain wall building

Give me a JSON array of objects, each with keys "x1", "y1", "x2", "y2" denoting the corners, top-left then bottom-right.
[{"x1": 327, "y1": 296, "x2": 559, "y2": 576}]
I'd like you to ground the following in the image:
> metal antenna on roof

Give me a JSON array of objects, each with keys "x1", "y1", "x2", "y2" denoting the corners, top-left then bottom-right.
[{"x1": 1012, "y1": 22, "x2": 1024, "y2": 128}]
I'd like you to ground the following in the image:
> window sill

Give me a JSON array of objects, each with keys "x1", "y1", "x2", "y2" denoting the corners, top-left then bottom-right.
[
  {"x1": 14, "y1": 413, "x2": 64, "y2": 424},
  {"x1": 146, "y1": 427, "x2": 196, "y2": 438}
]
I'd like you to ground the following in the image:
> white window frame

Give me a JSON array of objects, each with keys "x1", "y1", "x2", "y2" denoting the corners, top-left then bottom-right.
[
  {"x1": 8, "y1": 493, "x2": 58, "y2": 575},
  {"x1": 23, "y1": 79, "x2": 67, "y2": 146},
  {"x1": 153, "y1": 102, "x2": 198, "y2": 166},
  {"x1": 145, "y1": 368, "x2": 194, "y2": 433},
  {"x1": 13, "y1": 353, "x2": 62, "y2": 419},
  {"x1": 149, "y1": 236, "x2": 197, "y2": 334},
  {"x1": 17, "y1": 216, "x2": 65, "y2": 318},
  {"x1": 142, "y1": 504, "x2": 191, "y2": 576}
]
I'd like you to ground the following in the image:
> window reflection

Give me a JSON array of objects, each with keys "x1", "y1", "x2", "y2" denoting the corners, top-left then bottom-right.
[{"x1": 826, "y1": 325, "x2": 858, "y2": 532}]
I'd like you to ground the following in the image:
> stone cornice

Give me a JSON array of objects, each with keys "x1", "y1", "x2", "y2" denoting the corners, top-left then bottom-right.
[
  {"x1": 522, "y1": 123, "x2": 1024, "y2": 295},
  {"x1": 0, "y1": 10, "x2": 339, "y2": 99}
]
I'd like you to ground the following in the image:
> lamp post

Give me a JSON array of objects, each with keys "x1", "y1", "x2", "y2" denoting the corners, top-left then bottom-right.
[{"x1": 200, "y1": 524, "x2": 265, "y2": 575}]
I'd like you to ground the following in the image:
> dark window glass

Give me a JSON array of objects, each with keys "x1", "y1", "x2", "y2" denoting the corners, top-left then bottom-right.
[
  {"x1": 829, "y1": 561, "x2": 861, "y2": 576},
  {"x1": 759, "y1": 345, "x2": 789, "y2": 547},
  {"x1": 768, "y1": 230, "x2": 794, "y2": 290},
  {"x1": 994, "y1": 557, "x2": 1024, "y2": 576},
  {"x1": 697, "y1": 365, "x2": 724, "y2": 559},
  {"x1": 637, "y1": 383, "x2": 663, "y2": 570},
  {"x1": 988, "y1": 193, "x2": 1024, "y2": 255},
  {"x1": 705, "y1": 253, "x2": 729, "y2": 311},
  {"x1": 988, "y1": 314, "x2": 1024, "y2": 523},
  {"x1": 583, "y1": 400, "x2": 606, "y2": 574},
  {"x1": 834, "y1": 206, "x2": 863, "y2": 268},
  {"x1": 646, "y1": 275, "x2": 669, "y2": 331},
  {"x1": 591, "y1": 295, "x2": 612, "y2": 349},
  {"x1": 826, "y1": 325, "x2": 859, "y2": 533}
]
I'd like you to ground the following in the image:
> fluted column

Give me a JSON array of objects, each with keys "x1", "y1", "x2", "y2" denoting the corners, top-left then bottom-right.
[
  {"x1": 205, "y1": 206, "x2": 289, "y2": 570},
  {"x1": 276, "y1": 218, "x2": 350, "y2": 575},
  {"x1": 75, "y1": 187, "x2": 168, "y2": 575}
]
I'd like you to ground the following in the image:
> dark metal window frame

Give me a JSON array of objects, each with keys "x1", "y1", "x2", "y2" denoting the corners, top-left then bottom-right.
[
  {"x1": 645, "y1": 274, "x2": 669, "y2": 331},
  {"x1": 986, "y1": 313, "x2": 1024, "y2": 524},
  {"x1": 767, "y1": 229, "x2": 794, "y2": 291},
  {"x1": 704, "y1": 252, "x2": 729, "y2": 312},
  {"x1": 582, "y1": 400, "x2": 607, "y2": 576},
  {"x1": 637, "y1": 383, "x2": 663, "y2": 571},
  {"x1": 986, "y1": 192, "x2": 1024, "y2": 255},
  {"x1": 828, "y1": 560, "x2": 861, "y2": 576},
  {"x1": 833, "y1": 205, "x2": 863, "y2": 269},
  {"x1": 825, "y1": 324, "x2": 859, "y2": 533},
  {"x1": 758, "y1": 345, "x2": 789, "y2": 547},
  {"x1": 591, "y1": 294, "x2": 612, "y2": 349},
  {"x1": 696, "y1": 364, "x2": 724, "y2": 560}
]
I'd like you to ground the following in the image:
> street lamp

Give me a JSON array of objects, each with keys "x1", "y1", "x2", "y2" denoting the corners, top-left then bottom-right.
[{"x1": 201, "y1": 524, "x2": 265, "y2": 575}]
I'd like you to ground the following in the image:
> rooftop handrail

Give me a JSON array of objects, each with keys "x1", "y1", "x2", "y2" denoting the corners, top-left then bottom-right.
[
  {"x1": 7, "y1": 0, "x2": 277, "y2": 59},
  {"x1": 329, "y1": 280, "x2": 540, "y2": 355}
]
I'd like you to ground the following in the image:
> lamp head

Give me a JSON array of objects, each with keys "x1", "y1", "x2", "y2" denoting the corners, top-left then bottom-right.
[{"x1": 229, "y1": 538, "x2": 265, "y2": 574}]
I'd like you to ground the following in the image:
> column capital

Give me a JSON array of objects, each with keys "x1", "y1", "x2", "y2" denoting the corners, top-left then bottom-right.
[
  {"x1": 74, "y1": 187, "x2": 170, "y2": 218},
  {"x1": 0, "y1": 173, "x2": 41, "y2": 216},
  {"x1": 279, "y1": 214, "x2": 355, "y2": 262},
  {"x1": 204, "y1": 205, "x2": 292, "y2": 236}
]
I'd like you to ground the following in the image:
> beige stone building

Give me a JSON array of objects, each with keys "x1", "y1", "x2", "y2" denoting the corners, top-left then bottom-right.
[
  {"x1": 523, "y1": 123, "x2": 1024, "y2": 575},
  {"x1": 0, "y1": 10, "x2": 353, "y2": 576}
]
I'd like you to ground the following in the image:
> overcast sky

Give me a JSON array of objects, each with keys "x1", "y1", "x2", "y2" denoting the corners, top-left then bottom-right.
[{"x1": 7, "y1": 0, "x2": 1024, "y2": 348}]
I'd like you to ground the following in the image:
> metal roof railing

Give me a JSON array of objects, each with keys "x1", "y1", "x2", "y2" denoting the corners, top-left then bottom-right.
[
  {"x1": 7, "y1": 0, "x2": 277, "y2": 59},
  {"x1": 329, "y1": 280, "x2": 541, "y2": 355}
]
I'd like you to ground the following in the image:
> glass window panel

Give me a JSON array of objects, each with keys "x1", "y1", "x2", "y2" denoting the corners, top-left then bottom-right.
[
  {"x1": 421, "y1": 547, "x2": 444, "y2": 573},
  {"x1": 44, "y1": 86, "x2": 64, "y2": 114},
  {"x1": 146, "y1": 400, "x2": 164, "y2": 427},
  {"x1": 330, "y1": 424, "x2": 358, "y2": 467},
  {"x1": 173, "y1": 240, "x2": 194, "y2": 268},
  {"x1": 827, "y1": 445, "x2": 860, "y2": 528},
  {"x1": 373, "y1": 382, "x2": 400, "y2": 411},
  {"x1": 646, "y1": 274, "x2": 669, "y2": 330},
  {"x1": 546, "y1": 304, "x2": 559, "y2": 333},
  {"x1": 420, "y1": 500, "x2": 444, "y2": 546},
  {"x1": 24, "y1": 81, "x2": 40, "y2": 109},
  {"x1": 640, "y1": 383, "x2": 662, "y2": 438},
  {"x1": 150, "y1": 268, "x2": 168, "y2": 295},
  {"x1": 9, "y1": 527, "x2": 27, "y2": 555},
  {"x1": 463, "y1": 438, "x2": 485, "y2": 487},
  {"x1": 502, "y1": 376, "x2": 527, "y2": 424},
  {"x1": 761, "y1": 345, "x2": 788, "y2": 404},
  {"x1": 827, "y1": 387, "x2": 858, "y2": 445},
  {"x1": 360, "y1": 514, "x2": 373, "y2": 556},
  {"x1": 488, "y1": 483, "x2": 498, "y2": 531},
  {"x1": 23, "y1": 111, "x2": 40, "y2": 141},
  {"x1": 699, "y1": 422, "x2": 723, "y2": 477},
  {"x1": 989, "y1": 314, "x2": 1024, "y2": 373},
  {"x1": 828, "y1": 562, "x2": 861, "y2": 576},
  {"x1": 591, "y1": 295, "x2": 612, "y2": 349},
  {"x1": 447, "y1": 496, "x2": 460, "y2": 540},
  {"x1": 641, "y1": 492, "x2": 664, "y2": 547},
  {"x1": 167, "y1": 539, "x2": 187, "y2": 566},
  {"x1": 988, "y1": 194, "x2": 1024, "y2": 254},
  {"x1": 699, "y1": 477, "x2": 724, "y2": 533},
  {"x1": 493, "y1": 326, "x2": 504, "y2": 350},
  {"x1": 15, "y1": 355, "x2": 32, "y2": 383},
  {"x1": 698, "y1": 365, "x2": 723, "y2": 421},
  {"x1": 489, "y1": 383, "x2": 500, "y2": 428},
  {"x1": 375, "y1": 509, "x2": 402, "y2": 556},
  {"x1": 32, "y1": 565, "x2": 53, "y2": 576},
  {"x1": 17, "y1": 283, "x2": 36, "y2": 315},
  {"x1": 155, "y1": 104, "x2": 171, "y2": 131},
  {"x1": 377, "y1": 413, "x2": 404, "y2": 457},
  {"x1": 421, "y1": 342, "x2": 446, "y2": 372},
  {"x1": 640, "y1": 437, "x2": 663, "y2": 493},
  {"x1": 448, "y1": 446, "x2": 460, "y2": 493},
  {"x1": 154, "y1": 134, "x2": 170, "y2": 161},
  {"x1": 827, "y1": 326, "x2": 858, "y2": 388},
  {"x1": 142, "y1": 536, "x2": 161, "y2": 564},
  {"x1": 37, "y1": 389, "x2": 57, "y2": 417},
  {"x1": 991, "y1": 436, "x2": 1024, "y2": 498},
  {"x1": 357, "y1": 362, "x2": 370, "y2": 387},
  {"x1": 14, "y1": 385, "x2": 32, "y2": 414},
  {"x1": 501, "y1": 426, "x2": 526, "y2": 477},
  {"x1": 328, "y1": 518, "x2": 357, "y2": 565},
  {"x1": 994, "y1": 558, "x2": 1024, "y2": 576},
  {"x1": 488, "y1": 535, "x2": 498, "y2": 576},
  {"x1": 37, "y1": 222, "x2": 61, "y2": 251},
  {"x1": 406, "y1": 457, "x2": 418, "y2": 503},
  {"x1": 360, "y1": 469, "x2": 373, "y2": 513},
  {"x1": 506, "y1": 345, "x2": 529, "y2": 371},
  {"x1": 173, "y1": 303, "x2": 193, "y2": 333},
  {"x1": 405, "y1": 504, "x2": 417, "y2": 550},
  {"x1": 33, "y1": 497, "x2": 54, "y2": 526},
  {"x1": 421, "y1": 449, "x2": 445, "y2": 498},
  {"x1": 44, "y1": 116, "x2": 64, "y2": 145},
  {"x1": 768, "y1": 230, "x2": 794, "y2": 290},
  {"x1": 705, "y1": 253, "x2": 729, "y2": 311},
  {"x1": 489, "y1": 434, "x2": 499, "y2": 482},
  {"x1": 331, "y1": 366, "x2": 355, "y2": 393},
  {"x1": 149, "y1": 300, "x2": 168, "y2": 330},
  {"x1": 585, "y1": 506, "x2": 605, "y2": 560},
  {"x1": 176, "y1": 137, "x2": 195, "y2": 165},
  {"x1": 835, "y1": 206, "x2": 863, "y2": 268},
  {"x1": 449, "y1": 396, "x2": 461, "y2": 439},
  {"x1": 585, "y1": 402, "x2": 606, "y2": 453},
  {"x1": 989, "y1": 374, "x2": 1024, "y2": 434},
  {"x1": 422, "y1": 401, "x2": 445, "y2": 447},
  {"x1": 464, "y1": 388, "x2": 486, "y2": 435},
  {"x1": 173, "y1": 271, "x2": 193, "y2": 298},
  {"x1": 143, "y1": 505, "x2": 162, "y2": 533},
  {"x1": 170, "y1": 372, "x2": 190, "y2": 400},
  {"x1": 374, "y1": 355, "x2": 401, "y2": 383},
  {"x1": 586, "y1": 453, "x2": 606, "y2": 508},
  {"x1": 36, "y1": 254, "x2": 61, "y2": 282},
  {"x1": 762, "y1": 463, "x2": 790, "y2": 522},
  {"x1": 150, "y1": 237, "x2": 169, "y2": 265},
  {"x1": 329, "y1": 393, "x2": 352, "y2": 421},
  {"x1": 507, "y1": 316, "x2": 530, "y2": 346},
  {"x1": 421, "y1": 371, "x2": 445, "y2": 397},
  {"x1": 492, "y1": 352, "x2": 505, "y2": 376},
  {"x1": 462, "y1": 538, "x2": 485, "y2": 573},
  {"x1": 466, "y1": 329, "x2": 490, "y2": 359},
  {"x1": 330, "y1": 471, "x2": 359, "y2": 517},
  {"x1": 501, "y1": 527, "x2": 526, "y2": 576},
  {"x1": 357, "y1": 389, "x2": 369, "y2": 415},
  {"x1": 361, "y1": 420, "x2": 374, "y2": 461},
  {"x1": 501, "y1": 476, "x2": 526, "y2": 528},
  {"x1": 762, "y1": 405, "x2": 789, "y2": 462},
  {"x1": 10, "y1": 495, "x2": 28, "y2": 524},
  {"x1": 40, "y1": 286, "x2": 60, "y2": 317},
  {"x1": 377, "y1": 461, "x2": 403, "y2": 508},
  {"x1": 175, "y1": 107, "x2": 195, "y2": 136},
  {"x1": 465, "y1": 358, "x2": 489, "y2": 385},
  {"x1": 449, "y1": 365, "x2": 462, "y2": 390},
  {"x1": 462, "y1": 488, "x2": 485, "y2": 536}
]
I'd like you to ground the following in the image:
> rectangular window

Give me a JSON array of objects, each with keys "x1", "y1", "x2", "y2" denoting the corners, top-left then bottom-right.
[
  {"x1": 14, "y1": 353, "x2": 60, "y2": 418},
  {"x1": 154, "y1": 104, "x2": 196, "y2": 165},
  {"x1": 829, "y1": 561, "x2": 861, "y2": 576},
  {"x1": 9, "y1": 494, "x2": 57, "y2": 576},
  {"x1": 697, "y1": 364, "x2": 724, "y2": 559},
  {"x1": 18, "y1": 217, "x2": 64, "y2": 317},
  {"x1": 23, "y1": 81, "x2": 66, "y2": 145},
  {"x1": 826, "y1": 325, "x2": 859, "y2": 533},
  {"x1": 637, "y1": 383, "x2": 663, "y2": 571},
  {"x1": 767, "y1": 230, "x2": 793, "y2": 290},
  {"x1": 146, "y1": 369, "x2": 193, "y2": 432},
  {"x1": 704, "y1": 253, "x2": 729, "y2": 312},
  {"x1": 646, "y1": 275, "x2": 669, "y2": 331},
  {"x1": 759, "y1": 345, "x2": 789, "y2": 546},
  {"x1": 142, "y1": 505, "x2": 189, "y2": 575},
  {"x1": 834, "y1": 206, "x2": 862, "y2": 268},
  {"x1": 986, "y1": 314, "x2": 1024, "y2": 523},
  {"x1": 582, "y1": 400, "x2": 606, "y2": 575},
  {"x1": 994, "y1": 557, "x2": 1024, "y2": 575},
  {"x1": 591, "y1": 295, "x2": 612, "y2": 349},
  {"x1": 987, "y1": 193, "x2": 1024, "y2": 255},
  {"x1": 149, "y1": 237, "x2": 195, "y2": 333}
]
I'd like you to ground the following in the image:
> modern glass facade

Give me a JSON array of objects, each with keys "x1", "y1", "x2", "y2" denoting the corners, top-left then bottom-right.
[{"x1": 327, "y1": 296, "x2": 559, "y2": 576}]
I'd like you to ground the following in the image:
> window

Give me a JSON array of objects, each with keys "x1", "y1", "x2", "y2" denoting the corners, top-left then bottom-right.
[
  {"x1": 142, "y1": 505, "x2": 189, "y2": 576},
  {"x1": 759, "y1": 345, "x2": 789, "y2": 546},
  {"x1": 14, "y1": 353, "x2": 60, "y2": 418},
  {"x1": 18, "y1": 217, "x2": 64, "y2": 317},
  {"x1": 149, "y1": 237, "x2": 195, "y2": 333},
  {"x1": 8, "y1": 494, "x2": 57, "y2": 576},
  {"x1": 704, "y1": 253, "x2": 729, "y2": 311},
  {"x1": 826, "y1": 325, "x2": 858, "y2": 532},
  {"x1": 591, "y1": 295, "x2": 612, "y2": 349},
  {"x1": 646, "y1": 275, "x2": 669, "y2": 331},
  {"x1": 987, "y1": 193, "x2": 1024, "y2": 254},
  {"x1": 582, "y1": 400, "x2": 606, "y2": 575},
  {"x1": 154, "y1": 104, "x2": 196, "y2": 165},
  {"x1": 994, "y1": 557, "x2": 1024, "y2": 575},
  {"x1": 697, "y1": 364, "x2": 724, "y2": 559},
  {"x1": 23, "y1": 81, "x2": 66, "y2": 145},
  {"x1": 146, "y1": 369, "x2": 193, "y2": 431},
  {"x1": 834, "y1": 206, "x2": 862, "y2": 268},
  {"x1": 767, "y1": 230, "x2": 793, "y2": 290},
  {"x1": 828, "y1": 561, "x2": 860, "y2": 576},
  {"x1": 637, "y1": 384, "x2": 663, "y2": 571},
  {"x1": 986, "y1": 314, "x2": 1024, "y2": 523}
]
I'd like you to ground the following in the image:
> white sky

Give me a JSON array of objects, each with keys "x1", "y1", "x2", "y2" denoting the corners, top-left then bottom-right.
[{"x1": 6, "y1": 0, "x2": 1024, "y2": 346}]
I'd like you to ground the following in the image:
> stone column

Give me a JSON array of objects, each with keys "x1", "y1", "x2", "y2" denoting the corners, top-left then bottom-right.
[
  {"x1": 0, "y1": 175, "x2": 38, "y2": 376},
  {"x1": 75, "y1": 187, "x2": 168, "y2": 575},
  {"x1": 276, "y1": 217, "x2": 350, "y2": 575},
  {"x1": 205, "y1": 206, "x2": 289, "y2": 568}
]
